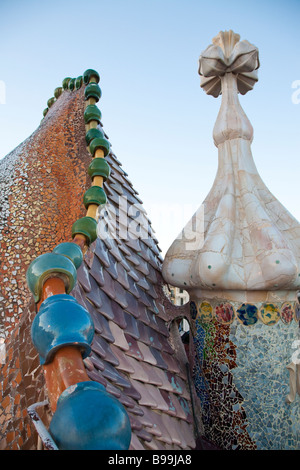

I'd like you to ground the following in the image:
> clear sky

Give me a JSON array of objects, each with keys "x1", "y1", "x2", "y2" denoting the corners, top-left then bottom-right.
[{"x1": 0, "y1": 0, "x2": 299, "y2": 255}]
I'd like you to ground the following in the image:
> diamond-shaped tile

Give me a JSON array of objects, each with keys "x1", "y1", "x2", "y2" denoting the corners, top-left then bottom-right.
[
  {"x1": 94, "y1": 238, "x2": 110, "y2": 267},
  {"x1": 77, "y1": 261, "x2": 92, "y2": 292},
  {"x1": 108, "y1": 321, "x2": 129, "y2": 351},
  {"x1": 123, "y1": 312, "x2": 140, "y2": 339},
  {"x1": 109, "y1": 344, "x2": 135, "y2": 374},
  {"x1": 90, "y1": 255, "x2": 105, "y2": 286}
]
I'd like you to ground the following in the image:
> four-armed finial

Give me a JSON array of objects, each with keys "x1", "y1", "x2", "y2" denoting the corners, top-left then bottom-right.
[
  {"x1": 199, "y1": 30, "x2": 260, "y2": 146},
  {"x1": 198, "y1": 30, "x2": 259, "y2": 97},
  {"x1": 162, "y1": 30, "x2": 300, "y2": 301}
]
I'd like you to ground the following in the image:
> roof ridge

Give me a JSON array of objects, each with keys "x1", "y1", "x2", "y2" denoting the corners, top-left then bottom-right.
[{"x1": 26, "y1": 68, "x2": 133, "y2": 450}]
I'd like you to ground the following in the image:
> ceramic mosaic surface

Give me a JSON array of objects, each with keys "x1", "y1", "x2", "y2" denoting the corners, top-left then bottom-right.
[
  {"x1": 192, "y1": 317, "x2": 255, "y2": 450},
  {"x1": 215, "y1": 303, "x2": 235, "y2": 325},
  {"x1": 190, "y1": 299, "x2": 300, "y2": 450},
  {"x1": 230, "y1": 321, "x2": 300, "y2": 450},
  {"x1": 281, "y1": 303, "x2": 294, "y2": 324}
]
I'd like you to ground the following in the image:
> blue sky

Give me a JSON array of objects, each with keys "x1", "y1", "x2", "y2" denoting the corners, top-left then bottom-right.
[{"x1": 0, "y1": 0, "x2": 299, "y2": 254}]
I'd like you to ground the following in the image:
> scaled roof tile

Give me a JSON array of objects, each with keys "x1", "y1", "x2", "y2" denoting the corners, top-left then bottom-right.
[
  {"x1": 110, "y1": 300, "x2": 127, "y2": 329},
  {"x1": 137, "y1": 342, "x2": 157, "y2": 366},
  {"x1": 92, "y1": 336, "x2": 120, "y2": 366},
  {"x1": 77, "y1": 261, "x2": 93, "y2": 292},
  {"x1": 92, "y1": 312, "x2": 115, "y2": 343},
  {"x1": 127, "y1": 275, "x2": 141, "y2": 299},
  {"x1": 89, "y1": 255, "x2": 106, "y2": 287},
  {"x1": 123, "y1": 312, "x2": 140, "y2": 340},
  {"x1": 129, "y1": 434, "x2": 145, "y2": 450},
  {"x1": 100, "y1": 359, "x2": 132, "y2": 389},
  {"x1": 87, "y1": 369, "x2": 108, "y2": 388},
  {"x1": 105, "y1": 382, "x2": 122, "y2": 399},
  {"x1": 123, "y1": 382, "x2": 142, "y2": 402},
  {"x1": 0, "y1": 82, "x2": 199, "y2": 450},
  {"x1": 144, "y1": 438, "x2": 166, "y2": 451},
  {"x1": 144, "y1": 384, "x2": 170, "y2": 412},
  {"x1": 138, "y1": 406, "x2": 155, "y2": 428},
  {"x1": 125, "y1": 356, "x2": 151, "y2": 383},
  {"x1": 146, "y1": 412, "x2": 173, "y2": 445},
  {"x1": 107, "y1": 321, "x2": 129, "y2": 351},
  {"x1": 118, "y1": 389, "x2": 141, "y2": 410},
  {"x1": 95, "y1": 289, "x2": 116, "y2": 320},
  {"x1": 124, "y1": 334, "x2": 144, "y2": 361},
  {"x1": 135, "y1": 428, "x2": 153, "y2": 443},
  {"x1": 178, "y1": 396, "x2": 193, "y2": 423},
  {"x1": 161, "y1": 351, "x2": 181, "y2": 373},
  {"x1": 161, "y1": 414, "x2": 183, "y2": 446},
  {"x1": 115, "y1": 262, "x2": 130, "y2": 290},
  {"x1": 159, "y1": 390, "x2": 185, "y2": 418},
  {"x1": 94, "y1": 238, "x2": 110, "y2": 267},
  {"x1": 130, "y1": 379, "x2": 158, "y2": 408},
  {"x1": 110, "y1": 344, "x2": 135, "y2": 374},
  {"x1": 127, "y1": 412, "x2": 143, "y2": 432},
  {"x1": 148, "y1": 347, "x2": 167, "y2": 369},
  {"x1": 142, "y1": 363, "x2": 164, "y2": 387}
]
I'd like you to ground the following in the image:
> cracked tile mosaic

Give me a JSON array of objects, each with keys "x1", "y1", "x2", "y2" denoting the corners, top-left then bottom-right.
[
  {"x1": 190, "y1": 303, "x2": 300, "y2": 450},
  {"x1": 229, "y1": 321, "x2": 300, "y2": 450}
]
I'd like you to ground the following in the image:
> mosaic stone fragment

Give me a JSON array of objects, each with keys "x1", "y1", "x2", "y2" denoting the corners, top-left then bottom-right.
[
  {"x1": 236, "y1": 303, "x2": 258, "y2": 326},
  {"x1": 198, "y1": 301, "x2": 213, "y2": 323},
  {"x1": 215, "y1": 302, "x2": 235, "y2": 324},
  {"x1": 259, "y1": 303, "x2": 280, "y2": 325},
  {"x1": 280, "y1": 302, "x2": 294, "y2": 324}
]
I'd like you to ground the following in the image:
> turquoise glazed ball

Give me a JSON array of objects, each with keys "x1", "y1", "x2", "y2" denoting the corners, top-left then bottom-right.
[{"x1": 49, "y1": 381, "x2": 131, "y2": 450}]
